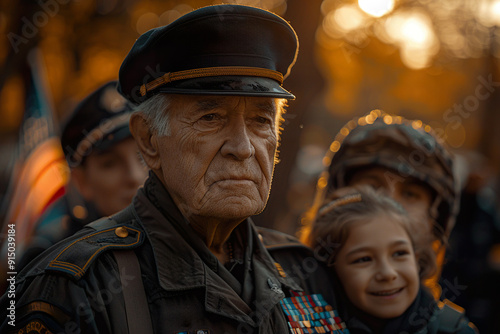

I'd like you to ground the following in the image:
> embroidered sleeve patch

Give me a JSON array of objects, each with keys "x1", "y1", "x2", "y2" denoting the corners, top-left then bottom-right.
[{"x1": 16, "y1": 320, "x2": 53, "y2": 334}]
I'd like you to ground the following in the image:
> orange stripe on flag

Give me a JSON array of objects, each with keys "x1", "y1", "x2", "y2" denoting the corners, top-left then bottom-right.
[
  {"x1": 5, "y1": 137, "x2": 69, "y2": 253},
  {"x1": 42, "y1": 187, "x2": 66, "y2": 213}
]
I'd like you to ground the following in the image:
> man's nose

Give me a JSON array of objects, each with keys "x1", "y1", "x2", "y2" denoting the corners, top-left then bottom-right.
[
  {"x1": 220, "y1": 116, "x2": 255, "y2": 160},
  {"x1": 379, "y1": 185, "x2": 406, "y2": 207},
  {"x1": 378, "y1": 183, "x2": 397, "y2": 199}
]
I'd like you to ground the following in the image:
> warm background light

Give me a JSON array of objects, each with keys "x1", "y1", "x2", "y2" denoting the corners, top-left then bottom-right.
[
  {"x1": 476, "y1": 0, "x2": 500, "y2": 27},
  {"x1": 383, "y1": 10, "x2": 438, "y2": 69},
  {"x1": 334, "y1": 5, "x2": 365, "y2": 32},
  {"x1": 358, "y1": 0, "x2": 395, "y2": 18}
]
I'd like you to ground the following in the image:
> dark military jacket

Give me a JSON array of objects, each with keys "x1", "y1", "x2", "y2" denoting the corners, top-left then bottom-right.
[
  {"x1": 17, "y1": 185, "x2": 101, "y2": 273},
  {"x1": 1, "y1": 174, "x2": 339, "y2": 333}
]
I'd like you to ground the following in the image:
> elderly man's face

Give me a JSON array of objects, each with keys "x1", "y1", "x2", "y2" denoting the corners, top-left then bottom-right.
[{"x1": 154, "y1": 95, "x2": 281, "y2": 222}]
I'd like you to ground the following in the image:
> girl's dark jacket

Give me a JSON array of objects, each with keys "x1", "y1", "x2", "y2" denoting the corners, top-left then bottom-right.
[{"x1": 340, "y1": 286, "x2": 478, "y2": 334}]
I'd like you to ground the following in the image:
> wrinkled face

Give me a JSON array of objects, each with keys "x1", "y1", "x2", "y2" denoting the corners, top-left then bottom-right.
[
  {"x1": 153, "y1": 95, "x2": 281, "y2": 223},
  {"x1": 79, "y1": 137, "x2": 148, "y2": 216},
  {"x1": 349, "y1": 167, "x2": 434, "y2": 234},
  {"x1": 334, "y1": 217, "x2": 420, "y2": 319}
]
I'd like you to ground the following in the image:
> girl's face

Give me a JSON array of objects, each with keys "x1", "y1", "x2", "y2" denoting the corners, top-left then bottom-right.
[{"x1": 334, "y1": 216, "x2": 420, "y2": 319}]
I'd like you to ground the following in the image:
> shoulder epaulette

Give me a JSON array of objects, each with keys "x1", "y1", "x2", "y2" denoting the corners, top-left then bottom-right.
[
  {"x1": 256, "y1": 226, "x2": 309, "y2": 251},
  {"x1": 45, "y1": 206, "x2": 144, "y2": 280},
  {"x1": 429, "y1": 299, "x2": 478, "y2": 334}
]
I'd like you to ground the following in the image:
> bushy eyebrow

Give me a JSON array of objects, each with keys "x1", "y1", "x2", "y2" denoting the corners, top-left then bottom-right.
[
  {"x1": 255, "y1": 101, "x2": 276, "y2": 115},
  {"x1": 196, "y1": 99, "x2": 222, "y2": 111}
]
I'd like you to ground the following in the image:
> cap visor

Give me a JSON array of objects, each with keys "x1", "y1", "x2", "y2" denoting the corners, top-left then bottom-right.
[
  {"x1": 93, "y1": 125, "x2": 132, "y2": 153},
  {"x1": 156, "y1": 76, "x2": 295, "y2": 99}
]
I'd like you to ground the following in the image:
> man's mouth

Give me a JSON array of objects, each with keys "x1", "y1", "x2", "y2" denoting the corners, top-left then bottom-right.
[
  {"x1": 370, "y1": 287, "x2": 404, "y2": 296},
  {"x1": 214, "y1": 175, "x2": 257, "y2": 183}
]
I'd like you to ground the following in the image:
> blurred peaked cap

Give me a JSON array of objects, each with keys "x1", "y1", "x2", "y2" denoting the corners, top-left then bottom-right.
[
  {"x1": 117, "y1": 4, "x2": 299, "y2": 104},
  {"x1": 61, "y1": 81, "x2": 134, "y2": 167},
  {"x1": 323, "y1": 111, "x2": 458, "y2": 236}
]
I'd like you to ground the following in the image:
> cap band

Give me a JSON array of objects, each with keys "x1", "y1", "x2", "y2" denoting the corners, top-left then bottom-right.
[{"x1": 139, "y1": 66, "x2": 284, "y2": 97}]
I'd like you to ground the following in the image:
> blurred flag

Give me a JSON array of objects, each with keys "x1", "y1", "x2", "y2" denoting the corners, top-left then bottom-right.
[{"x1": 0, "y1": 49, "x2": 69, "y2": 266}]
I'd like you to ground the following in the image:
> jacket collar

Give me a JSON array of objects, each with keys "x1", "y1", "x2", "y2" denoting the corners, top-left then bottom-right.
[
  {"x1": 342, "y1": 287, "x2": 437, "y2": 334},
  {"x1": 133, "y1": 173, "x2": 302, "y2": 324}
]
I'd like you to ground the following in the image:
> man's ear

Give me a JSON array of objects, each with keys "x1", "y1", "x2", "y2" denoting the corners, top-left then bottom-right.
[{"x1": 129, "y1": 113, "x2": 161, "y2": 170}]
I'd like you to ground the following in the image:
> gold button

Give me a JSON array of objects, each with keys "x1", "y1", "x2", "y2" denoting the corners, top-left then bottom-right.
[{"x1": 115, "y1": 226, "x2": 129, "y2": 238}]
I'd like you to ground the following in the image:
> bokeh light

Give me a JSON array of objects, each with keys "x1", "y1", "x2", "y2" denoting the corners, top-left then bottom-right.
[
  {"x1": 214, "y1": 0, "x2": 288, "y2": 15},
  {"x1": 136, "y1": 12, "x2": 159, "y2": 34},
  {"x1": 159, "y1": 4, "x2": 193, "y2": 26},
  {"x1": 476, "y1": 0, "x2": 500, "y2": 27},
  {"x1": 323, "y1": 4, "x2": 367, "y2": 38},
  {"x1": 358, "y1": 0, "x2": 395, "y2": 18},
  {"x1": 334, "y1": 5, "x2": 366, "y2": 32},
  {"x1": 383, "y1": 10, "x2": 439, "y2": 69}
]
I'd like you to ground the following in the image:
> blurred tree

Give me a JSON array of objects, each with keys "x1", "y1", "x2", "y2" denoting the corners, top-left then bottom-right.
[{"x1": 1, "y1": 0, "x2": 500, "y2": 235}]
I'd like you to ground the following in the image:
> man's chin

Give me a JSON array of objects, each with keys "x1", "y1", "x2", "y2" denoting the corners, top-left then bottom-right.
[{"x1": 204, "y1": 197, "x2": 264, "y2": 220}]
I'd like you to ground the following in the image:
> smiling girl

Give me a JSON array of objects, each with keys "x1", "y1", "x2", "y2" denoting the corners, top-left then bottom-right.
[{"x1": 308, "y1": 186, "x2": 477, "y2": 334}]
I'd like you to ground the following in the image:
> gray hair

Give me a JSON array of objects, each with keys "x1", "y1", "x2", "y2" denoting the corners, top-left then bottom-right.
[{"x1": 133, "y1": 94, "x2": 172, "y2": 136}]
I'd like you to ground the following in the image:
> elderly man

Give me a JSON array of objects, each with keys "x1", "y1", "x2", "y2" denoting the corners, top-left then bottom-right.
[{"x1": 2, "y1": 5, "x2": 340, "y2": 333}]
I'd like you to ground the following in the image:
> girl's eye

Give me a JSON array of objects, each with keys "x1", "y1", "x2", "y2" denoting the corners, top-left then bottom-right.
[
  {"x1": 352, "y1": 256, "x2": 371, "y2": 264},
  {"x1": 394, "y1": 250, "x2": 410, "y2": 257}
]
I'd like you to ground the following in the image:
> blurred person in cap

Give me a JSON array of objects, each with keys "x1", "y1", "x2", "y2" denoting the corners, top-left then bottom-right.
[
  {"x1": 17, "y1": 80, "x2": 147, "y2": 271},
  {"x1": 300, "y1": 110, "x2": 459, "y2": 302},
  {"x1": 2, "y1": 5, "x2": 341, "y2": 333}
]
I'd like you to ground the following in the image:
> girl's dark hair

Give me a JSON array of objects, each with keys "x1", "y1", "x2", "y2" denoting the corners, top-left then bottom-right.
[{"x1": 306, "y1": 185, "x2": 437, "y2": 280}]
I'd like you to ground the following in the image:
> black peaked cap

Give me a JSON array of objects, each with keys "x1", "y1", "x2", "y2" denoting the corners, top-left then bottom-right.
[
  {"x1": 62, "y1": 81, "x2": 134, "y2": 167},
  {"x1": 118, "y1": 5, "x2": 299, "y2": 104}
]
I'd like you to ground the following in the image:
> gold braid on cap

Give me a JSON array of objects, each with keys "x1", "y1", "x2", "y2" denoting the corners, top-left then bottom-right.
[
  {"x1": 317, "y1": 193, "x2": 362, "y2": 218},
  {"x1": 139, "y1": 66, "x2": 284, "y2": 97}
]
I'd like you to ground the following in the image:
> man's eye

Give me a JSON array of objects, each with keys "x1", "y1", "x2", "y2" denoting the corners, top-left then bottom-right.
[
  {"x1": 354, "y1": 179, "x2": 382, "y2": 190},
  {"x1": 98, "y1": 159, "x2": 118, "y2": 169},
  {"x1": 200, "y1": 114, "x2": 218, "y2": 121},
  {"x1": 256, "y1": 116, "x2": 271, "y2": 124},
  {"x1": 402, "y1": 190, "x2": 420, "y2": 199},
  {"x1": 368, "y1": 183, "x2": 383, "y2": 191}
]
